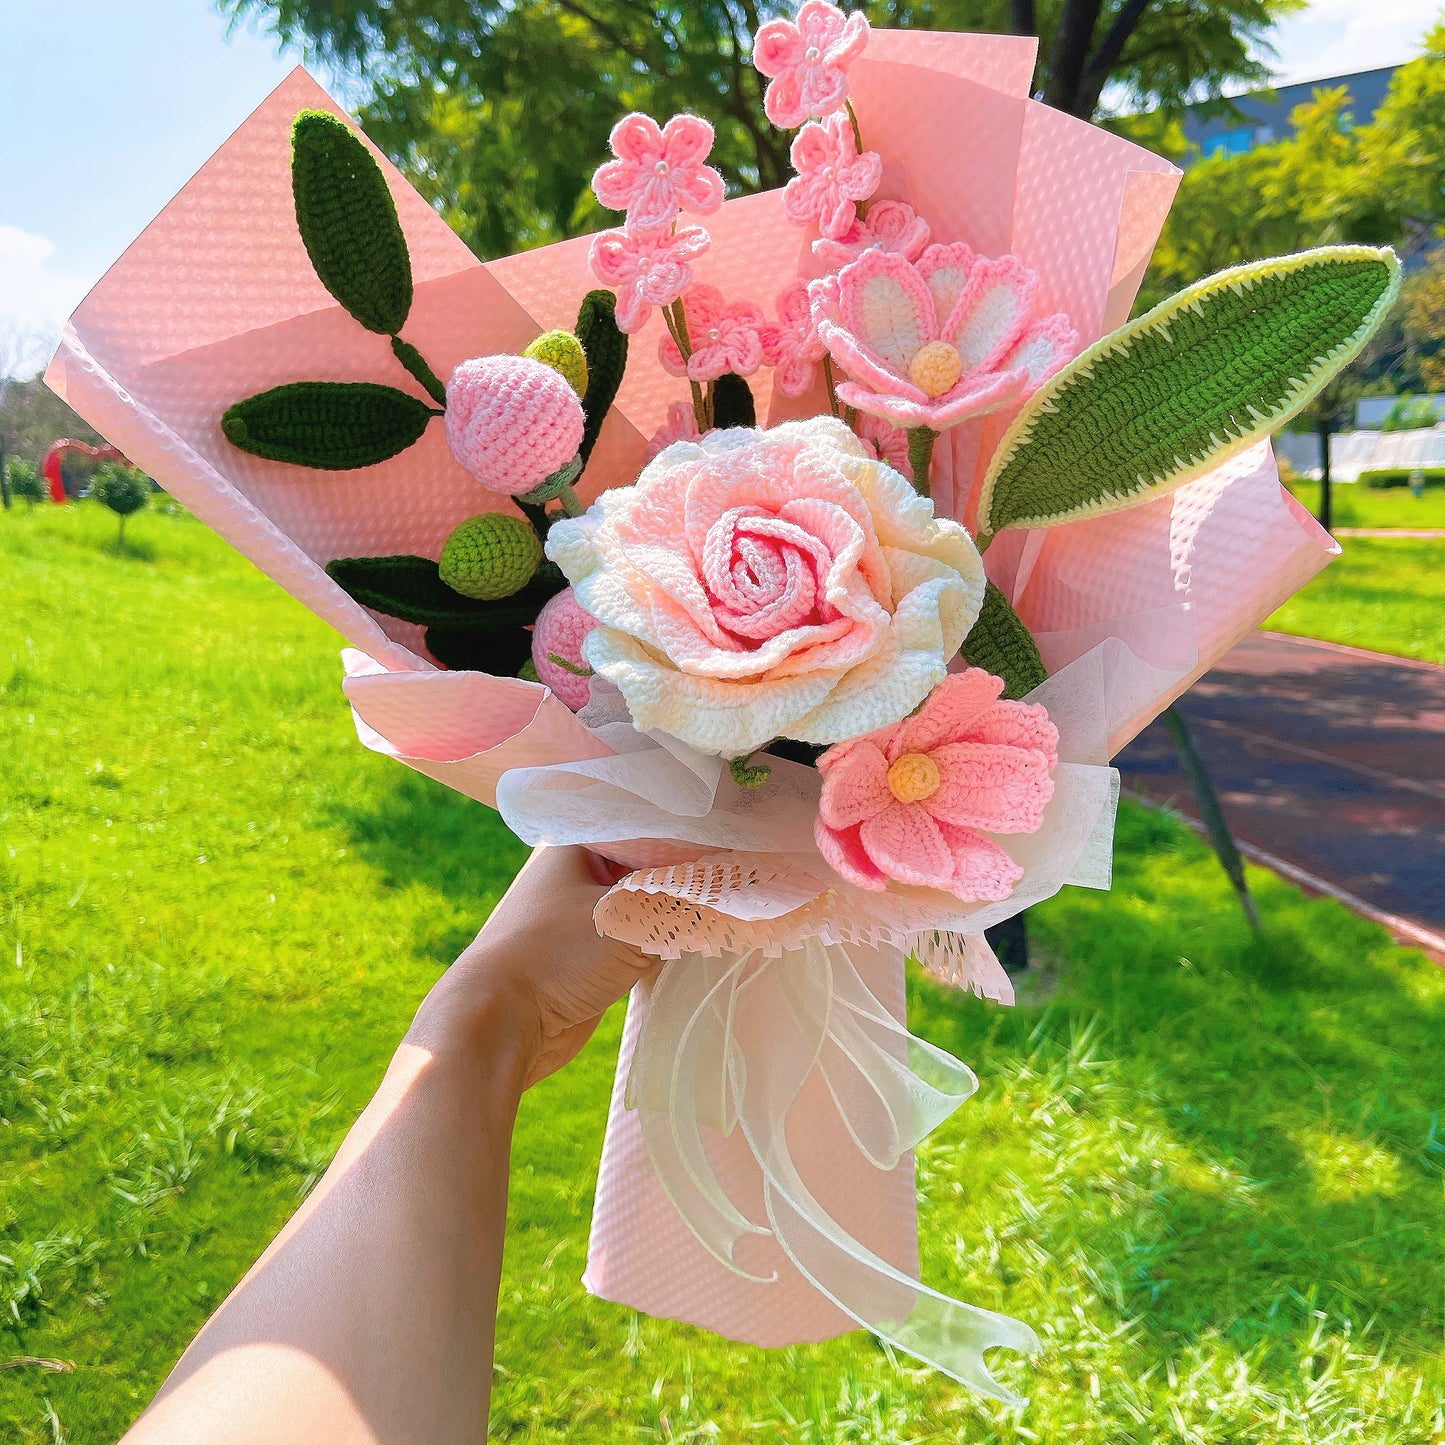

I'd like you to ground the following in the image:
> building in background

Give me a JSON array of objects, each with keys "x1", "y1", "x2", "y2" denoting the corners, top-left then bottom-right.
[{"x1": 1182, "y1": 65, "x2": 1397, "y2": 163}]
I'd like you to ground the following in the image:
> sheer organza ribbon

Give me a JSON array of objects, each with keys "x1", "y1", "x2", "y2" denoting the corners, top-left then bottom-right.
[{"x1": 626, "y1": 936, "x2": 1040, "y2": 1403}]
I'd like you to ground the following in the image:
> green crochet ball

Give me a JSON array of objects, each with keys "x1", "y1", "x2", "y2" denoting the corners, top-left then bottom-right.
[
  {"x1": 439, "y1": 513, "x2": 542, "y2": 601},
  {"x1": 523, "y1": 330, "x2": 589, "y2": 397}
]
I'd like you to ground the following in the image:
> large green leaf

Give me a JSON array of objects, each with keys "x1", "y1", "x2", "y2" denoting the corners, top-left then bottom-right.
[
  {"x1": 222, "y1": 382, "x2": 437, "y2": 470},
  {"x1": 292, "y1": 109, "x2": 413, "y2": 336},
  {"x1": 977, "y1": 246, "x2": 1401, "y2": 537},
  {"x1": 426, "y1": 623, "x2": 535, "y2": 676},
  {"x1": 574, "y1": 290, "x2": 628, "y2": 464},
  {"x1": 959, "y1": 582, "x2": 1047, "y2": 700},
  {"x1": 326, "y1": 554, "x2": 564, "y2": 629}
]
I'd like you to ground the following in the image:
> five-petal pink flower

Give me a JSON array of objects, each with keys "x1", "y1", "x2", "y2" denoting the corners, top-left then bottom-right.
[
  {"x1": 856, "y1": 413, "x2": 913, "y2": 480},
  {"x1": 784, "y1": 114, "x2": 882, "y2": 241},
  {"x1": 589, "y1": 224, "x2": 711, "y2": 333},
  {"x1": 812, "y1": 198, "x2": 932, "y2": 269},
  {"x1": 815, "y1": 669, "x2": 1059, "y2": 902},
  {"x1": 815, "y1": 243, "x2": 1079, "y2": 432},
  {"x1": 753, "y1": 1, "x2": 871, "y2": 129},
  {"x1": 592, "y1": 113, "x2": 725, "y2": 232},
  {"x1": 645, "y1": 400, "x2": 703, "y2": 460},
  {"x1": 660, "y1": 285, "x2": 771, "y2": 382},
  {"x1": 762, "y1": 279, "x2": 827, "y2": 397}
]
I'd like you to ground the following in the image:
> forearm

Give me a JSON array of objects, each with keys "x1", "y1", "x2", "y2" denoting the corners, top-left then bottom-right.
[{"x1": 125, "y1": 988, "x2": 527, "y2": 1445}]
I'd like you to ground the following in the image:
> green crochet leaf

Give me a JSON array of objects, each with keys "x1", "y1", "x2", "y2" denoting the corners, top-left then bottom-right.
[
  {"x1": 426, "y1": 623, "x2": 535, "y2": 676},
  {"x1": 977, "y1": 246, "x2": 1402, "y2": 536},
  {"x1": 326, "y1": 554, "x2": 564, "y2": 629},
  {"x1": 390, "y1": 337, "x2": 447, "y2": 405},
  {"x1": 575, "y1": 289, "x2": 628, "y2": 464},
  {"x1": 222, "y1": 382, "x2": 437, "y2": 470},
  {"x1": 959, "y1": 583, "x2": 1047, "y2": 700},
  {"x1": 712, "y1": 373, "x2": 757, "y2": 429},
  {"x1": 292, "y1": 109, "x2": 413, "y2": 336}
]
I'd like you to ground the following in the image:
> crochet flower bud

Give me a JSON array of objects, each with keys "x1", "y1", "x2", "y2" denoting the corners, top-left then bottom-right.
[
  {"x1": 439, "y1": 513, "x2": 542, "y2": 600},
  {"x1": 445, "y1": 354, "x2": 585, "y2": 495},
  {"x1": 531, "y1": 587, "x2": 596, "y2": 711},
  {"x1": 522, "y1": 330, "x2": 589, "y2": 396}
]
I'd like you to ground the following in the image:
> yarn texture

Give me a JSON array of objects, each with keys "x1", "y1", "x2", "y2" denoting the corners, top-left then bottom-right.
[
  {"x1": 753, "y1": 0, "x2": 870, "y2": 129},
  {"x1": 222, "y1": 381, "x2": 436, "y2": 470},
  {"x1": 522, "y1": 331, "x2": 590, "y2": 396},
  {"x1": 960, "y1": 581, "x2": 1048, "y2": 700},
  {"x1": 439, "y1": 513, "x2": 543, "y2": 600},
  {"x1": 531, "y1": 587, "x2": 597, "y2": 710}
]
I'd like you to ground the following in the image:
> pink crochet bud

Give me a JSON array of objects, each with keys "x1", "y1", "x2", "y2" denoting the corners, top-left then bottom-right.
[
  {"x1": 445, "y1": 354, "x2": 585, "y2": 495},
  {"x1": 531, "y1": 587, "x2": 597, "y2": 711}
]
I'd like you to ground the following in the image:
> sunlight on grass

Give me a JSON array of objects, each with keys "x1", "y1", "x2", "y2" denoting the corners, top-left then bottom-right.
[
  {"x1": 3, "y1": 502, "x2": 1443, "y2": 1442},
  {"x1": 1287, "y1": 479, "x2": 1445, "y2": 531}
]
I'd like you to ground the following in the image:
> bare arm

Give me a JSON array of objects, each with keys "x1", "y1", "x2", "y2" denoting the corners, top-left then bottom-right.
[{"x1": 123, "y1": 846, "x2": 645, "y2": 1445}]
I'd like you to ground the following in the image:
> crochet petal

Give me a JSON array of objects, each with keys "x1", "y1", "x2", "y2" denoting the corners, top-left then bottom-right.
[
  {"x1": 815, "y1": 819, "x2": 890, "y2": 891},
  {"x1": 916, "y1": 242, "x2": 976, "y2": 331},
  {"x1": 661, "y1": 113, "x2": 716, "y2": 167},
  {"x1": 1001, "y1": 312, "x2": 1078, "y2": 387},
  {"x1": 942, "y1": 256, "x2": 1038, "y2": 375},
  {"x1": 860, "y1": 804, "x2": 956, "y2": 890},
  {"x1": 924, "y1": 741, "x2": 1056, "y2": 832},
  {"x1": 608, "y1": 112, "x2": 665, "y2": 164},
  {"x1": 591, "y1": 157, "x2": 642, "y2": 214},
  {"x1": 753, "y1": 19, "x2": 804, "y2": 78},
  {"x1": 818, "y1": 739, "x2": 893, "y2": 829},
  {"x1": 764, "y1": 70, "x2": 810, "y2": 130},
  {"x1": 820, "y1": 325, "x2": 926, "y2": 401},
  {"x1": 675, "y1": 166, "x2": 725, "y2": 217},
  {"x1": 798, "y1": 65, "x2": 851, "y2": 120},
  {"x1": 839, "y1": 151, "x2": 883, "y2": 203},
  {"x1": 961, "y1": 700, "x2": 1060, "y2": 756},
  {"x1": 937, "y1": 823, "x2": 1024, "y2": 902},
  {"x1": 838, "y1": 249, "x2": 937, "y2": 372},
  {"x1": 823, "y1": 7, "x2": 871, "y2": 64},
  {"x1": 890, "y1": 669, "x2": 1004, "y2": 759}
]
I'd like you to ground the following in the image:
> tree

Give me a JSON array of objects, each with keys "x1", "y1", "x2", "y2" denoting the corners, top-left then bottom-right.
[
  {"x1": 5, "y1": 458, "x2": 46, "y2": 508},
  {"x1": 1402, "y1": 244, "x2": 1445, "y2": 393},
  {"x1": 220, "y1": 0, "x2": 1298, "y2": 258},
  {"x1": 90, "y1": 462, "x2": 151, "y2": 548}
]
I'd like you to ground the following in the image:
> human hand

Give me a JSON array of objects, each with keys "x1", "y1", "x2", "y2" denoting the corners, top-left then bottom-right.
[{"x1": 411, "y1": 845, "x2": 651, "y2": 1088}]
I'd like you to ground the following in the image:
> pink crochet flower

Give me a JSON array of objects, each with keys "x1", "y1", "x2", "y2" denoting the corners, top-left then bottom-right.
[
  {"x1": 856, "y1": 413, "x2": 912, "y2": 480},
  {"x1": 784, "y1": 114, "x2": 882, "y2": 241},
  {"x1": 592, "y1": 113, "x2": 725, "y2": 232},
  {"x1": 815, "y1": 669, "x2": 1059, "y2": 902},
  {"x1": 545, "y1": 417, "x2": 986, "y2": 758},
  {"x1": 588, "y1": 224, "x2": 711, "y2": 333},
  {"x1": 531, "y1": 587, "x2": 596, "y2": 711},
  {"x1": 753, "y1": 1, "x2": 871, "y2": 129},
  {"x1": 660, "y1": 285, "x2": 771, "y2": 383},
  {"x1": 816, "y1": 244, "x2": 1079, "y2": 432},
  {"x1": 445, "y1": 355, "x2": 585, "y2": 495},
  {"x1": 645, "y1": 401, "x2": 703, "y2": 460},
  {"x1": 812, "y1": 199, "x2": 932, "y2": 269},
  {"x1": 762, "y1": 279, "x2": 827, "y2": 397}
]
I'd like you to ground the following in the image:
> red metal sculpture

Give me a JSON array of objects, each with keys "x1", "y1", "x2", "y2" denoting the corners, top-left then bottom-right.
[{"x1": 42, "y1": 439, "x2": 127, "y2": 503}]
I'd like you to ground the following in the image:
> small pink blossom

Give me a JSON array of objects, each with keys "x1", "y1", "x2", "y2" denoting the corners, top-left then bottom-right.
[
  {"x1": 817, "y1": 243, "x2": 1079, "y2": 432},
  {"x1": 659, "y1": 285, "x2": 771, "y2": 383},
  {"x1": 645, "y1": 401, "x2": 703, "y2": 460},
  {"x1": 856, "y1": 413, "x2": 912, "y2": 480},
  {"x1": 762, "y1": 279, "x2": 827, "y2": 397},
  {"x1": 784, "y1": 114, "x2": 882, "y2": 241},
  {"x1": 588, "y1": 225, "x2": 711, "y2": 333},
  {"x1": 812, "y1": 199, "x2": 932, "y2": 268},
  {"x1": 815, "y1": 669, "x2": 1059, "y2": 902},
  {"x1": 754, "y1": 1, "x2": 871, "y2": 129},
  {"x1": 592, "y1": 113, "x2": 725, "y2": 231}
]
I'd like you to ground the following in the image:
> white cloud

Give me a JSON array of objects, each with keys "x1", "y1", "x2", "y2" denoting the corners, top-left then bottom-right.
[
  {"x1": 0, "y1": 225, "x2": 97, "y2": 377},
  {"x1": 1266, "y1": 0, "x2": 1441, "y2": 86}
]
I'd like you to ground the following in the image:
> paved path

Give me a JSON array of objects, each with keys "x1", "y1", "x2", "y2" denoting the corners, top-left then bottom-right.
[{"x1": 1117, "y1": 632, "x2": 1445, "y2": 953}]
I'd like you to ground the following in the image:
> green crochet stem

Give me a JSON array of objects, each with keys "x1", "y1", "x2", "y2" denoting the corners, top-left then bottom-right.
[
  {"x1": 729, "y1": 756, "x2": 772, "y2": 790},
  {"x1": 291, "y1": 110, "x2": 413, "y2": 337},
  {"x1": 222, "y1": 381, "x2": 439, "y2": 469},
  {"x1": 575, "y1": 290, "x2": 628, "y2": 464},
  {"x1": 907, "y1": 426, "x2": 937, "y2": 498},
  {"x1": 390, "y1": 337, "x2": 448, "y2": 406},
  {"x1": 546, "y1": 653, "x2": 594, "y2": 678},
  {"x1": 977, "y1": 245, "x2": 1402, "y2": 538},
  {"x1": 712, "y1": 372, "x2": 757, "y2": 429},
  {"x1": 959, "y1": 582, "x2": 1047, "y2": 700},
  {"x1": 326, "y1": 554, "x2": 564, "y2": 629},
  {"x1": 515, "y1": 458, "x2": 584, "y2": 517}
]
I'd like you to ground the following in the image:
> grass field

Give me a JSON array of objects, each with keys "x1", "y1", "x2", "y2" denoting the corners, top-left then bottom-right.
[
  {"x1": 1285, "y1": 479, "x2": 1445, "y2": 531},
  {"x1": 3, "y1": 503, "x2": 1443, "y2": 1443}
]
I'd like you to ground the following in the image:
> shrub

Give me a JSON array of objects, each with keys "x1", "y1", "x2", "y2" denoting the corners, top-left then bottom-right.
[
  {"x1": 90, "y1": 461, "x2": 152, "y2": 545},
  {"x1": 1358, "y1": 466, "x2": 1445, "y2": 490},
  {"x1": 1380, "y1": 397, "x2": 1441, "y2": 431},
  {"x1": 5, "y1": 457, "x2": 45, "y2": 507}
]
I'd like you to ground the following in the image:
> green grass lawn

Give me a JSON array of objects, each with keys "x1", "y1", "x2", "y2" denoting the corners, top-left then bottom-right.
[
  {"x1": 1266, "y1": 536, "x2": 1445, "y2": 665},
  {"x1": 1285, "y1": 479, "x2": 1445, "y2": 531},
  {"x1": 3, "y1": 502, "x2": 1443, "y2": 1443}
]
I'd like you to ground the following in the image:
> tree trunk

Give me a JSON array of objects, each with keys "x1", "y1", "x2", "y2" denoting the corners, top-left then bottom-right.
[
  {"x1": 1164, "y1": 705, "x2": 1261, "y2": 929},
  {"x1": 1316, "y1": 419, "x2": 1333, "y2": 535},
  {"x1": 0, "y1": 439, "x2": 10, "y2": 511}
]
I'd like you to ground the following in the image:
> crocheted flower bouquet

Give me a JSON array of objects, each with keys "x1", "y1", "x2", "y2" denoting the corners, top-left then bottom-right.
[{"x1": 47, "y1": 7, "x2": 1397, "y2": 1403}]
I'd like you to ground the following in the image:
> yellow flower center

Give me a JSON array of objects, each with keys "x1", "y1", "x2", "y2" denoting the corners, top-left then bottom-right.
[
  {"x1": 908, "y1": 340, "x2": 963, "y2": 398},
  {"x1": 886, "y1": 752, "x2": 941, "y2": 804}
]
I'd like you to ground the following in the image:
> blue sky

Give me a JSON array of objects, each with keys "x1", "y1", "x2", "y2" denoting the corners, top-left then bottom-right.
[{"x1": 3, "y1": 0, "x2": 1440, "y2": 376}]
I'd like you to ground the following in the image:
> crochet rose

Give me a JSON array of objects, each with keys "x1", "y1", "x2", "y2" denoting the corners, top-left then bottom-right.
[
  {"x1": 753, "y1": 0, "x2": 871, "y2": 130},
  {"x1": 592, "y1": 113, "x2": 725, "y2": 232},
  {"x1": 815, "y1": 669, "x2": 1059, "y2": 902},
  {"x1": 545, "y1": 416, "x2": 986, "y2": 758},
  {"x1": 588, "y1": 224, "x2": 710, "y2": 333},
  {"x1": 815, "y1": 243, "x2": 1078, "y2": 432},
  {"x1": 812, "y1": 199, "x2": 932, "y2": 269}
]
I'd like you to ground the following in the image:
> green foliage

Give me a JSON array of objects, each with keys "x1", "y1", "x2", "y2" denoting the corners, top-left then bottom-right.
[
  {"x1": 980, "y1": 249, "x2": 1400, "y2": 535},
  {"x1": 389, "y1": 337, "x2": 447, "y2": 404},
  {"x1": 4, "y1": 505, "x2": 1443, "y2": 1441},
  {"x1": 5, "y1": 458, "x2": 45, "y2": 506},
  {"x1": 291, "y1": 109, "x2": 413, "y2": 335},
  {"x1": 1379, "y1": 397, "x2": 1440, "y2": 432},
  {"x1": 711, "y1": 371, "x2": 757, "y2": 429},
  {"x1": 574, "y1": 290, "x2": 628, "y2": 466},
  {"x1": 423, "y1": 622, "x2": 535, "y2": 675},
  {"x1": 325, "y1": 553, "x2": 562, "y2": 631},
  {"x1": 89, "y1": 462, "x2": 151, "y2": 546},
  {"x1": 1359, "y1": 465, "x2": 1445, "y2": 489},
  {"x1": 959, "y1": 582, "x2": 1047, "y2": 699},
  {"x1": 222, "y1": 381, "x2": 437, "y2": 469}
]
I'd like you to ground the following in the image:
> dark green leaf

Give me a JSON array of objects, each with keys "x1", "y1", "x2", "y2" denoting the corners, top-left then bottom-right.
[
  {"x1": 326, "y1": 554, "x2": 564, "y2": 629},
  {"x1": 222, "y1": 382, "x2": 436, "y2": 470},
  {"x1": 960, "y1": 582, "x2": 1047, "y2": 700},
  {"x1": 426, "y1": 624, "x2": 535, "y2": 676},
  {"x1": 574, "y1": 289, "x2": 628, "y2": 464},
  {"x1": 292, "y1": 109, "x2": 413, "y2": 335},
  {"x1": 712, "y1": 373, "x2": 756, "y2": 429},
  {"x1": 390, "y1": 337, "x2": 447, "y2": 405}
]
